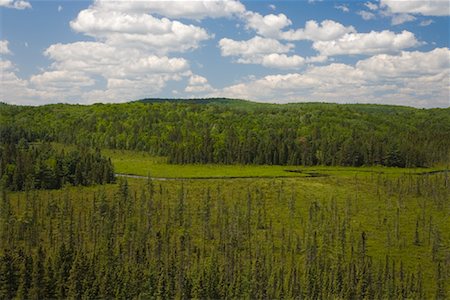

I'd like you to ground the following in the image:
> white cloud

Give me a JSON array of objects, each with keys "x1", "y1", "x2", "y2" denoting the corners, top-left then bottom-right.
[
  {"x1": 0, "y1": 40, "x2": 11, "y2": 55},
  {"x1": 0, "y1": 59, "x2": 13, "y2": 71},
  {"x1": 390, "y1": 13, "x2": 416, "y2": 25},
  {"x1": 269, "y1": 4, "x2": 276, "y2": 11},
  {"x1": 335, "y1": 4, "x2": 349, "y2": 12},
  {"x1": 244, "y1": 12, "x2": 292, "y2": 38},
  {"x1": 358, "y1": 10, "x2": 376, "y2": 20},
  {"x1": 4, "y1": 39, "x2": 192, "y2": 105},
  {"x1": 380, "y1": 0, "x2": 450, "y2": 16},
  {"x1": 93, "y1": 0, "x2": 246, "y2": 20},
  {"x1": 261, "y1": 53, "x2": 305, "y2": 69},
  {"x1": 218, "y1": 64, "x2": 368, "y2": 102},
  {"x1": 213, "y1": 48, "x2": 450, "y2": 107},
  {"x1": 0, "y1": 0, "x2": 31, "y2": 9},
  {"x1": 43, "y1": 41, "x2": 190, "y2": 83},
  {"x1": 185, "y1": 75, "x2": 215, "y2": 93},
  {"x1": 218, "y1": 36, "x2": 305, "y2": 69},
  {"x1": 218, "y1": 36, "x2": 327, "y2": 69},
  {"x1": 356, "y1": 48, "x2": 450, "y2": 77},
  {"x1": 305, "y1": 55, "x2": 328, "y2": 63},
  {"x1": 58, "y1": 5, "x2": 62, "y2": 12},
  {"x1": 70, "y1": 9, "x2": 211, "y2": 54},
  {"x1": 30, "y1": 70, "x2": 95, "y2": 89},
  {"x1": 4, "y1": 0, "x2": 245, "y2": 104},
  {"x1": 82, "y1": 76, "x2": 176, "y2": 104},
  {"x1": 281, "y1": 20, "x2": 356, "y2": 41},
  {"x1": 0, "y1": 58, "x2": 49, "y2": 105},
  {"x1": 313, "y1": 30, "x2": 420, "y2": 56},
  {"x1": 219, "y1": 36, "x2": 293, "y2": 58},
  {"x1": 189, "y1": 74, "x2": 208, "y2": 85}
]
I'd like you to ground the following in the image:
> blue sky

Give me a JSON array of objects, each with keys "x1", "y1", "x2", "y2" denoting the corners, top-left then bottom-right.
[{"x1": 1, "y1": 0, "x2": 449, "y2": 107}]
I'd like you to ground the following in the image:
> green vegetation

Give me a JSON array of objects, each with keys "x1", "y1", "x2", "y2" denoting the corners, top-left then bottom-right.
[
  {"x1": 0, "y1": 99, "x2": 449, "y2": 299},
  {"x1": 1, "y1": 99, "x2": 449, "y2": 167},
  {"x1": 1, "y1": 171, "x2": 449, "y2": 298},
  {"x1": 0, "y1": 141, "x2": 115, "y2": 191},
  {"x1": 106, "y1": 148, "x2": 442, "y2": 179}
]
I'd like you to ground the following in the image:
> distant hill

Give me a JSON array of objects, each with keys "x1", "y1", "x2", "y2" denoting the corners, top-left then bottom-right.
[
  {"x1": 1, "y1": 99, "x2": 449, "y2": 167},
  {"x1": 137, "y1": 97, "x2": 427, "y2": 112},
  {"x1": 137, "y1": 97, "x2": 267, "y2": 109}
]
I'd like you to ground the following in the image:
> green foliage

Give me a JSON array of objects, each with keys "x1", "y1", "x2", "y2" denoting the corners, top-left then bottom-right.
[
  {"x1": 0, "y1": 141, "x2": 115, "y2": 191},
  {"x1": 1, "y1": 100, "x2": 449, "y2": 167},
  {"x1": 0, "y1": 171, "x2": 448, "y2": 299}
]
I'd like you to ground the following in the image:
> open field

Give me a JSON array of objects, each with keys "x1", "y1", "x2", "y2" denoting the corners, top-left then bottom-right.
[{"x1": 105, "y1": 148, "x2": 446, "y2": 179}]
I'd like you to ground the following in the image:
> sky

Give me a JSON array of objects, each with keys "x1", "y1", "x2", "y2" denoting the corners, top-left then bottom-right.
[{"x1": 0, "y1": 0, "x2": 449, "y2": 107}]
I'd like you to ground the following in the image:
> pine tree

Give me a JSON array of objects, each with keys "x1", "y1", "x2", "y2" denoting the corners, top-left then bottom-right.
[
  {"x1": 0, "y1": 249, "x2": 18, "y2": 300},
  {"x1": 29, "y1": 247, "x2": 45, "y2": 300},
  {"x1": 15, "y1": 254, "x2": 33, "y2": 300}
]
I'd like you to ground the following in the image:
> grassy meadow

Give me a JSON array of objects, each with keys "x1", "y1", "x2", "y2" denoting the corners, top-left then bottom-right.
[{"x1": 105, "y1": 148, "x2": 443, "y2": 179}]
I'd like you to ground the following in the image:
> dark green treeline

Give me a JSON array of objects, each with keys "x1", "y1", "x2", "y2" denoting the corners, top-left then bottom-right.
[
  {"x1": 1, "y1": 100, "x2": 449, "y2": 167},
  {"x1": 0, "y1": 173, "x2": 448, "y2": 299},
  {"x1": 0, "y1": 141, "x2": 115, "y2": 191}
]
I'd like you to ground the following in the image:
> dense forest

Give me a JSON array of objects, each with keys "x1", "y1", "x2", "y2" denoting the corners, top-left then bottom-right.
[
  {"x1": 1, "y1": 99, "x2": 449, "y2": 167},
  {"x1": 0, "y1": 140, "x2": 115, "y2": 191}
]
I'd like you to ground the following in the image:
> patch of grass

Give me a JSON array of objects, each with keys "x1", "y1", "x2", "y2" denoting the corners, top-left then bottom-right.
[
  {"x1": 104, "y1": 148, "x2": 439, "y2": 179},
  {"x1": 104, "y1": 149, "x2": 307, "y2": 178}
]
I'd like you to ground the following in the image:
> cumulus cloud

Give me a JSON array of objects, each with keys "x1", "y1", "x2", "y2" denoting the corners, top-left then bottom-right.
[
  {"x1": 380, "y1": 0, "x2": 450, "y2": 16},
  {"x1": 16, "y1": 0, "x2": 230, "y2": 104},
  {"x1": 313, "y1": 30, "x2": 420, "y2": 56},
  {"x1": 335, "y1": 4, "x2": 349, "y2": 12},
  {"x1": 0, "y1": 40, "x2": 11, "y2": 54},
  {"x1": 358, "y1": 10, "x2": 376, "y2": 20},
  {"x1": 82, "y1": 75, "x2": 179, "y2": 104},
  {"x1": 390, "y1": 13, "x2": 416, "y2": 25},
  {"x1": 70, "y1": 9, "x2": 211, "y2": 54},
  {"x1": 93, "y1": 0, "x2": 246, "y2": 20},
  {"x1": 37, "y1": 41, "x2": 192, "y2": 103},
  {"x1": 212, "y1": 48, "x2": 450, "y2": 107},
  {"x1": 243, "y1": 12, "x2": 292, "y2": 38},
  {"x1": 356, "y1": 48, "x2": 450, "y2": 77},
  {"x1": 0, "y1": 0, "x2": 31, "y2": 9},
  {"x1": 261, "y1": 54, "x2": 305, "y2": 69},
  {"x1": 46, "y1": 42, "x2": 189, "y2": 76},
  {"x1": 281, "y1": 20, "x2": 356, "y2": 41},
  {"x1": 219, "y1": 36, "x2": 293, "y2": 57},
  {"x1": 185, "y1": 75, "x2": 215, "y2": 93},
  {"x1": 218, "y1": 36, "x2": 306, "y2": 69},
  {"x1": 0, "y1": 56, "x2": 47, "y2": 105},
  {"x1": 2, "y1": 0, "x2": 448, "y2": 108},
  {"x1": 30, "y1": 71, "x2": 95, "y2": 89}
]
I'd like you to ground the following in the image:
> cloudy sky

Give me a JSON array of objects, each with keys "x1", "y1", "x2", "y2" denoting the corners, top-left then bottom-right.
[{"x1": 1, "y1": 0, "x2": 449, "y2": 107}]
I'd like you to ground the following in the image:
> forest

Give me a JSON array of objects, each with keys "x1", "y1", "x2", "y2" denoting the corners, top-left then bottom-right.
[
  {"x1": 1, "y1": 99, "x2": 449, "y2": 167},
  {"x1": 0, "y1": 141, "x2": 115, "y2": 191},
  {"x1": 0, "y1": 99, "x2": 449, "y2": 299}
]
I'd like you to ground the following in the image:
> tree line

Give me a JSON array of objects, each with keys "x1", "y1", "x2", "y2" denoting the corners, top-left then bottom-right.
[
  {"x1": 0, "y1": 139, "x2": 115, "y2": 191},
  {"x1": 1, "y1": 100, "x2": 449, "y2": 167}
]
